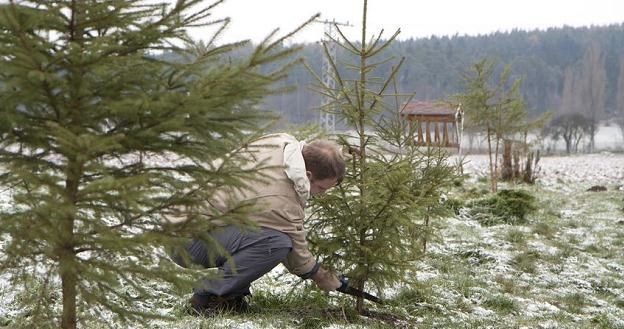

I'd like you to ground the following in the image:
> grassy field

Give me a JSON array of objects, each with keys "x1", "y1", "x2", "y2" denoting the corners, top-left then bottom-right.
[
  {"x1": 1, "y1": 153, "x2": 623, "y2": 328},
  {"x1": 148, "y1": 154, "x2": 624, "y2": 329}
]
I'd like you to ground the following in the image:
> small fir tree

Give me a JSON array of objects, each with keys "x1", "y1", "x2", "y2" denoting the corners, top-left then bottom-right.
[
  {"x1": 457, "y1": 59, "x2": 542, "y2": 192},
  {"x1": 306, "y1": 0, "x2": 455, "y2": 313},
  {"x1": 0, "y1": 1, "x2": 311, "y2": 328}
]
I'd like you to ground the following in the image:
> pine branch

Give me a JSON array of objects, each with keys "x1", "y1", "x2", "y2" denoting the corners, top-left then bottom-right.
[
  {"x1": 366, "y1": 28, "x2": 400, "y2": 58},
  {"x1": 326, "y1": 28, "x2": 359, "y2": 55},
  {"x1": 367, "y1": 57, "x2": 405, "y2": 112}
]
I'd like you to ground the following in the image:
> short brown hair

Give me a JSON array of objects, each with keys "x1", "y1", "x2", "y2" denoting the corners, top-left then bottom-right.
[{"x1": 302, "y1": 140, "x2": 345, "y2": 183}]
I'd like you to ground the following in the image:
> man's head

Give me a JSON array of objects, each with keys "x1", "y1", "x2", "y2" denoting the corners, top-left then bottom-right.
[{"x1": 302, "y1": 140, "x2": 345, "y2": 196}]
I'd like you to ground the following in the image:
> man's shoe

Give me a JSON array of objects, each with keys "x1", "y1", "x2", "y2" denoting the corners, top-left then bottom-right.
[
  {"x1": 186, "y1": 294, "x2": 250, "y2": 317},
  {"x1": 228, "y1": 295, "x2": 250, "y2": 313},
  {"x1": 186, "y1": 294, "x2": 225, "y2": 317}
]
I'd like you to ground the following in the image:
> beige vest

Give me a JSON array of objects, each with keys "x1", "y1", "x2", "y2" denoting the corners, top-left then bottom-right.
[{"x1": 210, "y1": 133, "x2": 315, "y2": 275}]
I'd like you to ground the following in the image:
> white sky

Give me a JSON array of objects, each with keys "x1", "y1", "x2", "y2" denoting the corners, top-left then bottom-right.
[{"x1": 189, "y1": 0, "x2": 624, "y2": 44}]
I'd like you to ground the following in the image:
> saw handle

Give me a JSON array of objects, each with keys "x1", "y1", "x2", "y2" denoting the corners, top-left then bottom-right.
[{"x1": 337, "y1": 275, "x2": 349, "y2": 292}]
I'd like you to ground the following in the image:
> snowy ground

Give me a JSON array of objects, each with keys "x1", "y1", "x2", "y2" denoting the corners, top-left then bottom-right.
[
  {"x1": 161, "y1": 152, "x2": 624, "y2": 328},
  {"x1": 1, "y1": 153, "x2": 623, "y2": 328},
  {"x1": 463, "y1": 152, "x2": 624, "y2": 187},
  {"x1": 416, "y1": 152, "x2": 624, "y2": 328}
]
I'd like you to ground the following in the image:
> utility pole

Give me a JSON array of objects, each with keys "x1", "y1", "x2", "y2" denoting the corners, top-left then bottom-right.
[
  {"x1": 454, "y1": 104, "x2": 465, "y2": 174},
  {"x1": 316, "y1": 19, "x2": 351, "y2": 132}
]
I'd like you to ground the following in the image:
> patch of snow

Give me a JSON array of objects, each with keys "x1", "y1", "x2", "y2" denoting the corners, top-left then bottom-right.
[
  {"x1": 527, "y1": 240, "x2": 558, "y2": 256},
  {"x1": 539, "y1": 320, "x2": 559, "y2": 329},
  {"x1": 519, "y1": 298, "x2": 560, "y2": 317},
  {"x1": 416, "y1": 271, "x2": 438, "y2": 281},
  {"x1": 560, "y1": 209, "x2": 577, "y2": 219},
  {"x1": 471, "y1": 306, "x2": 495, "y2": 317}
]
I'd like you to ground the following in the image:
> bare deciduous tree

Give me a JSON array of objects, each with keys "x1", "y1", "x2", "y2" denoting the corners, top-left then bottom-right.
[{"x1": 544, "y1": 114, "x2": 592, "y2": 154}]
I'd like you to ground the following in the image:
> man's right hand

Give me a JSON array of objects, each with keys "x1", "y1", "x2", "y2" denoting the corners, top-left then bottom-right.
[{"x1": 311, "y1": 266, "x2": 341, "y2": 292}]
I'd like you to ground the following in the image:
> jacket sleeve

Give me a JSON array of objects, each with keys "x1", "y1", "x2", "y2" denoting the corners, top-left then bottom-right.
[
  {"x1": 269, "y1": 206, "x2": 317, "y2": 276},
  {"x1": 281, "y1": 225, "x2": 317, "y2": 276}
]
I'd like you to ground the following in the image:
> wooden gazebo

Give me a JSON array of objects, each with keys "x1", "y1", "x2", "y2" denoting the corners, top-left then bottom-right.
[{"x1": 400, "y1": 101, "x2": 463, "y2": 149}]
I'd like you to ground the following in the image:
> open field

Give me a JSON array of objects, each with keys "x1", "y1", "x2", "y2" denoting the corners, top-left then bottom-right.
[{"x1": 1, "y1": 153, "x2": 623, "y2": 328}]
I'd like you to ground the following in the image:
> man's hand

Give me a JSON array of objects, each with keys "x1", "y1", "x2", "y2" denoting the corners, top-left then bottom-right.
[{"x1": 311, "y1": 266, "x2": 341, "y2": 292}]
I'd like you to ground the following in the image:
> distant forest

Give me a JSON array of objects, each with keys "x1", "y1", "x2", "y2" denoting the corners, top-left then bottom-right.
[{"x1": 259, "y1": 24, "x2": 624, "y2": 127}]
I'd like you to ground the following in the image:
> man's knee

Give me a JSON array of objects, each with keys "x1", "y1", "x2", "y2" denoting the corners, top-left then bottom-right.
[
  {"x1": 170, "y1": 238, "x2": 220, "y2": 269},
  {"x1": 169, "y1": 245, "x2": 191, "y2": 268}
]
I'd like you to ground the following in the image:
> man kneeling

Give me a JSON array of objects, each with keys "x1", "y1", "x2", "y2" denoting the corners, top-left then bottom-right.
[{"x1": 171, "y1": 133, "x2": 345, "y2": 315}]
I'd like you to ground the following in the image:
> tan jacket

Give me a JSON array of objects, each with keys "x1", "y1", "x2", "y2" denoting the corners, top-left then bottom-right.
[{"x1": 209, "y1": 133, "x2": 316, "y2": 276}]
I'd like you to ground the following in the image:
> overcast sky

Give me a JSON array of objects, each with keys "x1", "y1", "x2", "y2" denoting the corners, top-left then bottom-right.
[{"x1": 189, "y1": 0, "x2": 624, "y2": 44}]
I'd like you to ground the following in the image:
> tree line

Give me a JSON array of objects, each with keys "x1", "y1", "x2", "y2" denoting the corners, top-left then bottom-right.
[{"x1": 264, "y1": 24, "x2": 624, "y2": 130}]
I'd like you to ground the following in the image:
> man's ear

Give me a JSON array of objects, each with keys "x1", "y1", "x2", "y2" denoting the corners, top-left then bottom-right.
[{"x1": 306, "y1": 171, "x2": 313, "y2": 180}]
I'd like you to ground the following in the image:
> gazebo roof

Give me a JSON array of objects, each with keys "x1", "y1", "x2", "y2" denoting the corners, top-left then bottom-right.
[{"x1": 401, "y1": 101, "x2": 457, "y2": 116}]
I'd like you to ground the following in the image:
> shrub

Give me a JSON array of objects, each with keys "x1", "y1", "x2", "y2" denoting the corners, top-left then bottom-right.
[
  {"x1": 444, "y1": 197, "x2": 465, "y2": 215},
  {"x1": 505, "y1": 229, "x2": 527, "y2": 245},
  {"x1": 468, "y1": 189, "x2": 537, "y2": 225},
  {"x1": 561, "y1": 293, "x2": 587, "y2": 314},
  {"x1": 482, "y1": 295, "x2": 519, "y2": 315},
  {"x1": 457, "y1": 250, "x2": 495, "y2": 265},
  {"x1": 533, "y1": 221, "x2": 557, "y2": 237},
  {"x1": 495, "y1": 275, "x2": 521, "y2": 295},
  {"x1": 512, "y1": 251, "x2": 541, "y2": 273}
]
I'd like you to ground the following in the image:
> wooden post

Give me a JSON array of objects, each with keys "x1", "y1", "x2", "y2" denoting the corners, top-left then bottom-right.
[
  {"x1": 425, "y1": 121, "x2": 431, "y2": 145},
  {"x1": 450, "y1": 122, "x2": 457, "y2": 147}
]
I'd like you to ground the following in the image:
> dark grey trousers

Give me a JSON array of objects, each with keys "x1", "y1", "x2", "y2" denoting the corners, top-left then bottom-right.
[{"x1": 172, "y1": 225, "x2": 292, "y2": 297}]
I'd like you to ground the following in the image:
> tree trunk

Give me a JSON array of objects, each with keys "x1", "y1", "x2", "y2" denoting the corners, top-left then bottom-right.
[
  {"x1": 422, "y1": 211, "x2": 430, "y2": 252},
  {"x1": 523, "y1": 152, "x2": 533, "y2": 184},
  {"x1": 523, "y1": 151, "x2": 540, "y2": 184},
  {"x1": 563, "y1": 135, "x2": 572, "y2": 154},
  {"x1": 574, "y1": 134, "x2": 583, "y2": 153},
  {"x1": 59, "y1": 204, "x2": 77, "y2": 329},
  {"x1": 589, "y1": 121, "x2": 596, "y2": 153},
  {"x1": 493, "y1": 137, "x2": 499, "y2": 193},
  {"x1": 486, "y1": 128, "x2": 496, "y2": 192},
  {"x1": 513, "y1": 150, "x2": 520, "y2": 179},
  {"x1": 60, "y1": 257, "x2": 77, "y2": 329},
  {"x1": 355, "y1": 1, "x2": 367, "y2": 315},
  {"x1": 501, "y1": 139, "x2": 513, "y2": 181},
  {"x1": 355, "y1": 279, "x2": 365, "y2": 314},
  {"x1": 60, "y1": 161, "x2": 80, "y2": 329}
]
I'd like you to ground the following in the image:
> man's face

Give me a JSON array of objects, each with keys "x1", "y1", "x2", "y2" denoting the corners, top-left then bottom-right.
[{"x1": 307, "y1": 172, "x2": 338, "y2": 197}]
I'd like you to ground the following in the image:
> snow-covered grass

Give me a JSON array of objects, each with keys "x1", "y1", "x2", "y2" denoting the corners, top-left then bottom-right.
[{"x1": 1, "y1": 153, "x2": 623, "y2": 328}]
